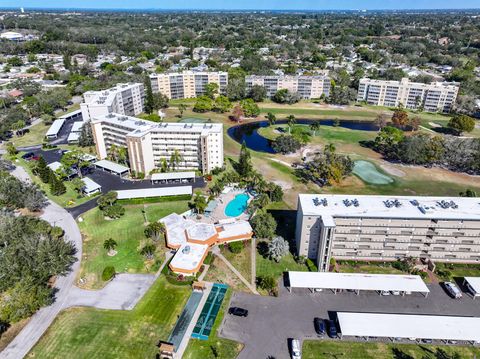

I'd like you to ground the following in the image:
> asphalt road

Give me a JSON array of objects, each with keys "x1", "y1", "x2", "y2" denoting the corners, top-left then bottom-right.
[{"x1": 220, "y1": 282, "x2": 480, "y2": 359}]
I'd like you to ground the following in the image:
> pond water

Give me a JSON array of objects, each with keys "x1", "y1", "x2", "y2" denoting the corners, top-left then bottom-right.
[
  {"x1": 353, "y1": 160, "x2": 394, "y2": 185},
  {"x1": 227, "y1": 119, "x2": 379, "y2": 153},
  {"x1": 225, "y1": 193, "x2": 250, "y2": 217}
]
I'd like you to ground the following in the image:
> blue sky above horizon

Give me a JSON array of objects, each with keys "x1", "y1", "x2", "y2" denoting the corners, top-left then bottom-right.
[{"x1": 2, "y1": 0, "x2": 480, "y2": 10}]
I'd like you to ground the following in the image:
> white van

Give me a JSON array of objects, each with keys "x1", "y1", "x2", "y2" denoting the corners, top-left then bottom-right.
[{"x1": 291, "y1": 339, "x2": 301, "y2": 359}]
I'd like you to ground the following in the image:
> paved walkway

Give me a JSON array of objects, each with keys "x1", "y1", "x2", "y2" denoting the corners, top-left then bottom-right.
[
  {"x1": 251, "y1": 238, "x2": 256, "y2": 288},
  {"x1": 213, "y1": 248, "x2": 259, "y2": 295}
]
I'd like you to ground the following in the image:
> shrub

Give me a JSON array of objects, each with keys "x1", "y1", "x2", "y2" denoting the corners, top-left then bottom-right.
[
  {"x1": 271, "y1": 135, "x2": 302, "y2": 154},
  {"x1": 103, "y1": 203, "x2": 125, "y2": 219},
  {"x1": 102, "y1": 266, "x2": 115, "y2": 281},
  {"x1": 258, "y1": 275, "x2": 277, "y2": 295},
  {"x1": 229, "y1": 241, "x2": 244, "y2": 254}
]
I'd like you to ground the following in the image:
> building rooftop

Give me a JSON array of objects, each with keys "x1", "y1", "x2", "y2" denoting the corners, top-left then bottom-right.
[
  {"x1": 169, "y1": 243, "x2": 209, "y2": 272},
  {"x1": 288, "y1": 271, "x2": 429, "y2": 293},
  {"x1": 82, "y1": 177, "x2": 101, "y2": 193},
  {"x1": 298, "y1": 194, "x2": 480, "y2": 221},
  {"x1": 151, "y1": 172, "x2": 195, "y2": 181},
  {"x1": 337, "y1": 312, "x2": 480, "y2": 342},
  {"x1": 46, "y1": 119, "x2": 65, "y2": 137},
  {"x1": 360, "y1": 77, "x2": 459, "y2": 89},
  {"x1": 217, "y1": 221, "x2": 253, "y2": 240},
  {"x1": 84, "y1": 83, "x2": 141, "y2": 107},
  {"x1": 186, "y1": 223, "x2": 218, "y2": 243},
  {"x1": 464, "y1": 277, "x2": 480, "y2": 295},
  {"x1": 92, "y1": 113, "x2": 223, "y2": 138}
]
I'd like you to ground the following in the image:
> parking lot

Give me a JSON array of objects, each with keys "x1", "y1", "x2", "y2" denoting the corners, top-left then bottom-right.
[
  {"x1": 219, "y1": 282, "x2": 480, "y2": 359},
  {"x1": 26, "y1": 148, "x2": 206, "y2": 216}
]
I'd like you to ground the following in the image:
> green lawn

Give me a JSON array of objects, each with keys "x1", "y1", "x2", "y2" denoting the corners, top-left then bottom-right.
[
  {"x1": 336, "y1": 261, "x2": 406, "y2": 275},
  {"x1": 435, "y1": 262, "x2": 480, "y2": 281},
  {"x1": 10, "y1": 122, "x2": 50, "y2": 148},
  {"x1": 183, "y1": 288, "x2": 243, "y2": 359},
  {"x1": 15, "y1": 156, "x2": 96, "y2": 208},
  {"x1": 28, "y1": 277, "x2": 190, "y2": 359},
  {"x1": 79, "y1": 201, "x2": 189, "y2": 289},
  {"x1": 303, "y1": 340, "x2": 480, "y2": 359}
]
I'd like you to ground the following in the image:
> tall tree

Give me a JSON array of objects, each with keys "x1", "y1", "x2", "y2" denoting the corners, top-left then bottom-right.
[
  {"x1": 237, "y1": 141, "x2": 252, "y2": 177},
  {"x1": 309, "y1": 121, "x2": 321, "y2": 136},
  {"x1": 266, "y1": 112, "x2": 276, "y2": 127},
  {"x1": 144, "y1": 75, "x2": 154, "y2": 114},
  {"x1": 287, "y1": 115, "x2": 296, "y2": 134}
]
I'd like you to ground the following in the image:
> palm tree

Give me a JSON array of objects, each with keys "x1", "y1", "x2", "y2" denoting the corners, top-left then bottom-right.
[
  {"x1": 192, "y1": 192, "x2": 208, "y2": 214},
  {"x1": 265, "y1": 112, "x2": 276, "y2": 127},
  {"x1": 169, "y1": 150, "x2": 183, "y2": 171},
  {"x1": 309, "y1": 121, "x2": 321, "y2": 136},
  {"x1": 140, "y1": 243, "x2": 156, "y2": 259},
  {"x1": 103, "y1": 238, "x2": 117, "y2": 255},
  {"x1": 144, "y1": 222, "x2": 165, "y2": 241},
  {"x1": 324, "y1": 143, "x2": 336, "y2": 153},
  {"x1": 178, "y1": 103, "x2": 187, "y2": 118},
  {"x1": 286, "y1": 115, "x2": 296, "y2": 134}
]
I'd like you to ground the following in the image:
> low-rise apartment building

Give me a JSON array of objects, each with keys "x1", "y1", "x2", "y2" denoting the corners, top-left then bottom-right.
[
  {"x1": 357, "y1": 78, "x2": 459, "y2": 113},
  {"x1": 80, "y1": 83, "x2": 145, "y2": 122},
  {"x1": 91, "y1": 113, "x2": 223, "y2": 175},
  {"x1": 245, "y1": 75, "x2": 331, "y2": 99},
  {"x1": 150, "y1": 71, "x2": 228, "y2": 99},
  {"x1": 295, "y1": 194, "x2": 480, "y2": 272}
]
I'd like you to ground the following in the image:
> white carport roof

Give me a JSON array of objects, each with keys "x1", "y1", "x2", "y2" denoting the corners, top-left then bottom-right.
[
  {"x1": 288, "y1": 271, "x2": 429, "y2": 294},
  {"x1": 116, "y1": 186, "x2": 192, "y2": 200},
  {"x1": 94, "y1": 160, "x2": 129, "y2": 175},
  {"x1": 337, "y1": 312, "x2": 480, "y2": 342},
  {"x1": 464, "y1": 277, "x2": 480, "y2": 296},
  {"x1": 46, "y1": 119, "x2": 65, "y2": 137},
  {"x1": 151, "y1": 172, "x2": 195, "y2": 181},
  {"x1": 47, "y1": 161, "x2": 63, "y2": 172},
  {"x1": 82, "y1": 177, "x2": 101, "y2": 193}
]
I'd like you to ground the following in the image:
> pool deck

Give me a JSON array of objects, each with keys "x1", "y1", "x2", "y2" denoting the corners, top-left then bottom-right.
[{"x1": 192, "y1": 190, "x2": 252, "y2": 224}]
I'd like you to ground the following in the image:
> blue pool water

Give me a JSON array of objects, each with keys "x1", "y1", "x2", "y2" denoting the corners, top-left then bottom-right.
[{"x1": 225, "y1": 193, "x2": 249, "y2": 217}]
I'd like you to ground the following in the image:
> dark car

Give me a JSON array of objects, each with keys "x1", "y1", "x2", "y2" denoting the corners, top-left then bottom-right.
[
  {"x1": 314, "y1": 317, "x2": 326, "y2": 336},
  {"x1": 228, "y1": 307, "x2": 248, "y2": 317},
  {"x1": 21, "y1": 152, "x2": 35, "y2": 160},
  {"x1": 327, "y1": 320, "x2": 337, "y2": 338}
]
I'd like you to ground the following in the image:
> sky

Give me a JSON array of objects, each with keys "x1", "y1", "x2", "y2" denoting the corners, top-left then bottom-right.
[{"x1": 1, "y1": 0, "x2": 479, "y2": 10}]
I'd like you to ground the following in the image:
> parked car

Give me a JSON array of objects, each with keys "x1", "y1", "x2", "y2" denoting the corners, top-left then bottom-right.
[
  {"x1": 379, "y1": 290, "x2": 391, "y2": 296},
  {"x1": 228, "y1": 307, "x2": 248, "y2": 317},
  {"x1": 290, "y1": 338, "x2": 301, "y2": 359},
  {"x1": 421, "y1": 339, "x2": 433, "y2": 344},
  {"x1": 443, "y1": 282, "x2": 462, "y2": 299},
  {"x1": 314, "y1": 317, "x2": 326, "y2": 337},
  {"x1": 391, "y1": 290, "x2": 401, "y2": 296},
  {"x1": 21, "y1": 152, "x2": 35, "y2": 160},
  {"x1": 327, "y1": 320, "x2": 337, "y2": 338}
]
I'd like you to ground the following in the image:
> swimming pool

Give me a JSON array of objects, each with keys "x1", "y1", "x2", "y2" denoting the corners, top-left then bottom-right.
[{"x1": 224, "y1": 193, "x2": 249, "y2": 217}]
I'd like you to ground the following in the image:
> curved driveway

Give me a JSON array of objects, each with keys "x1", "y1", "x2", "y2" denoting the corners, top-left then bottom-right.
[{"x1": 0, "y1": 172, "x2": 83, "y2": 359}]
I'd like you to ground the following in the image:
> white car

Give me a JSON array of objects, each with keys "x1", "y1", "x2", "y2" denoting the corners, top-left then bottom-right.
[
  {"x1": 444, "y1": 282, "x2": 462, "y2": 299},
  {"x1": 291, "y1": 339, "x2": 301, "y2": 359}
]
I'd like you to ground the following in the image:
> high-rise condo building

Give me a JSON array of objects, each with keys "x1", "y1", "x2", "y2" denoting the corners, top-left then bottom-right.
[
  {"x1": 245, "y1": 75, "x2": 331, "y2": 99},
  {"x1": 357, "y1": 78, "x2": 459, "y2": 113},
  {"x1": 149, "y1": 71, "x2": 228, "y2": 99},
  {"x1": 91, "y1": 113, "x2": 223, "y2": 175},
  {"x1": 80, "y1": 83, "x2": 145, "y2": 122},
  {"x1": 295, "y1": 194, "x2": 480, "y2": 272}
]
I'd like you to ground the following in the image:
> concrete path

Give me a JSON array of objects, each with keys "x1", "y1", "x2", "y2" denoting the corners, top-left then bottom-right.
[
  {"x1": 1, "y1": 168, "x2": 83, "y2": 359},
  {"x1": 251, "y1": 238, "x2": 256, "y2": 288},
  {"x1": 214, "y1": 249, "x2": 259, "y2": 295},
  {"x1": 174, "y1": 283, "x2": 213, "y2": 359},
  {"x1": 65, "y1": 274, "x2": 156, "y2": 310}
]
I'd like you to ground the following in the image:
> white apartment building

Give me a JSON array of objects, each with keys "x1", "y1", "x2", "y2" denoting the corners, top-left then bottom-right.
[
  {"x1": 80, "y1": 83, "x2": 145, "y2": 122},
  {"x1": 245, "y1": 75, "x2": 331, "y2": 99},
  {"x1": 357, "y1": 78, "x2": 459, "y2": 113},
  {"x1": 295, "y1": 194, "x2": 480, "y2": 272},
  {"x1": 91, "y1": 113, "x2": 223, "y2": 175},
  {"x1": 150, "y1": 71, "x2": 228, "y2": 99}
]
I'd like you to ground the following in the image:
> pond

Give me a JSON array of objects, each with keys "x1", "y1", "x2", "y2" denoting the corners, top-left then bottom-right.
[
  {"x1": 353, "y1": 160, "x2": 394, "y2": 185},
  {"x1": 227, "y1": 119, "x2": 379, "y2": 153}
]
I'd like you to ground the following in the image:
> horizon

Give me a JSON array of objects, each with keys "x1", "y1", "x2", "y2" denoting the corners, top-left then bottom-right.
[{"x1": 1, "y1": 0, "x2": 480, "y2": 11}]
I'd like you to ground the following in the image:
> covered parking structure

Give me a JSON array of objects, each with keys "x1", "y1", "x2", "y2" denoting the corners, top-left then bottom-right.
[
  {"x1": 287, "y1": 271, "x2": 430, "y2": 297},
  {"x1": 337, "y1": 312, "x2": 480, "y2": 344},
  {"x1": 463, "y1": 277, "x2": 480, "y2": 299},
  {"x1": 46, "y1": 119, "x2": 65, "y2": 139},
  {"x1": 116, "y1": 186, "x2": 192, "y2": 200},
  {"x1": 94, "y1": 160, "x2": 129, "y2": 177},
  {"x1": 151, "y1": 172, "x2": 195, "y2": 184},
  {"x1": 82, "y1": 177, "x2": 102, "y2": 196}
]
